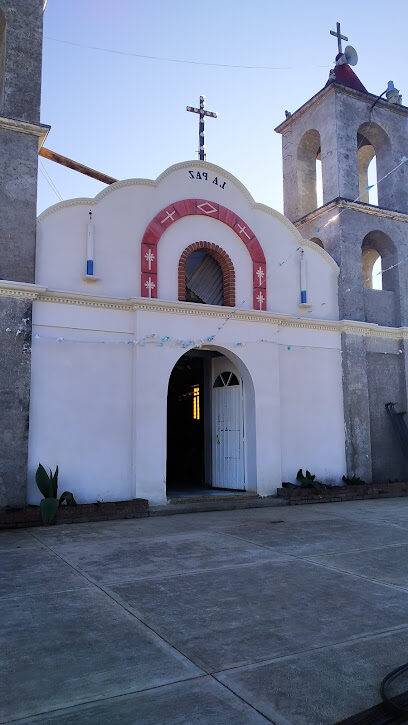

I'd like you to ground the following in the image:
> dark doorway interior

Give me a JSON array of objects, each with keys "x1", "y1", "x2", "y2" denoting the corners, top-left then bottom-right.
[{"x1": 167, "y1": 353, "x2": 205, "y2": 490}]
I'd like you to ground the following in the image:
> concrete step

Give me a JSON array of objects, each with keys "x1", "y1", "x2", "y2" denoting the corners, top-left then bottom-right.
[
  {"x1": 149, "y1": 495, "x2": 287, "y2": 516},
  {"x1": 168, "y1": 491, "x2": 259, "y2": 504}
]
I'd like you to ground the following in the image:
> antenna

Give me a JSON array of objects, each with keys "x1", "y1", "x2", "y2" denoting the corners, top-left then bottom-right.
[{"x1": 336, "y1": 45, "x2": 358, "y2": 67}]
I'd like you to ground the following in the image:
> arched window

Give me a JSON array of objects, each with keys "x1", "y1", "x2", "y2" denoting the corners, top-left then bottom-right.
[
  {"x1": 297, "y1": 130, "x2": 322, "y2": 217},
  {"x1": 185, "y1": 251, "x2": 223, "y2": 305},
  {"x1": 178, "y1": 242, "x2": 235, "y2": 307},
  {"x1": 357, "y1": 123, "x2": 390, "y2": 208},
  {"x1": 362, "y1": 231, "x2": 397, "y2": 291},
  {"x1": 213, "y1": 372, "x2": 239, "y2": 387}
]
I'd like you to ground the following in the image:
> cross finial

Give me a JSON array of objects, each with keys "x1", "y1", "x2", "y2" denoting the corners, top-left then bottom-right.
[
  {"x1": 330, "y1": 22, "x2": 348, "y2": 55},
  {"x1": 186, "y1": 95, "x2": 218, "y2": 161}
]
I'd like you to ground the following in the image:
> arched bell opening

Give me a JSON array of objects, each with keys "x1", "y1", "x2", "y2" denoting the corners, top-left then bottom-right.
[
  {"x1": 316, "y1": 150, "x2": 323, "y2": 208},
  {"x1": 166, "y1": 347, "x2": 255, "y2": 496},
  {"x1": 297, "y1": 129, "x2": 322, "y2": 217},
  {"x1": 310, "y1": 237, "x2": 324, "y2": 249},
  {"x1": 362, "y1": 246, "x2": 382, "y2": 290},
  {"x1": 361, "y1": 230, "x2": 397, "y2": 291},
  {"x1": 357, "y1": 123, "x2": 391, "y2": 207}
]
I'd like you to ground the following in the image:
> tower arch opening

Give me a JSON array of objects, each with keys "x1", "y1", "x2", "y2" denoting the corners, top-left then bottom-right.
[
  {"x1": 357, "y1": 123, "x2": 391, "y2": 207},
  {"x1": 297, "y1": 129, "x2": 321, "y2": 217},
  {"x1": 362, "y1": 230, "x2": 397, "y2": 291},
  {"x1": 362, "y1": 246, "x2": 382, "y2": 289},
  {"x1": 316, "y1": 152, "x2": 323, "y2": 208},
  {"x1": 310, "y1": 237, "x2": 324, "y2": 249}
]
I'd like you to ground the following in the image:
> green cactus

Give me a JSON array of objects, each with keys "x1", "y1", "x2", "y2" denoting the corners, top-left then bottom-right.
[{"x1": 35, "y1": 464, "x2": 76, "y2": 525}]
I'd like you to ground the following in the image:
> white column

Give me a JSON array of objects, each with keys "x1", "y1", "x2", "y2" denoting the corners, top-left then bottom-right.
[
  {"x1": 86, "y1": 210, "x2": 95, "y2": 276},
  {"x1": 132, "y1": 327, "x2": 178, "y2": 503},
  {"x1": 300, "y1": 248, "x2": 307, "y2": 304},
  {"x1": 253, "y1": 341, "x2": 282, "y2": 496}
]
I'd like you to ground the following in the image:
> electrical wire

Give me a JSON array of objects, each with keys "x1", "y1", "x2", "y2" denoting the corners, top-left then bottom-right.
[
  {"x1": 39, "y1": 160, "x2": 64, "y2": 201},
  {"x1": 44, "y1": 36, "x2": 331, "y2": 71}
]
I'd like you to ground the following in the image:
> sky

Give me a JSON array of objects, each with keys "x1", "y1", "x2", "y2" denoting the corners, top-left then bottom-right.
[{"x1": 38, "y1": 0, "x2": 408, "y2": 215}]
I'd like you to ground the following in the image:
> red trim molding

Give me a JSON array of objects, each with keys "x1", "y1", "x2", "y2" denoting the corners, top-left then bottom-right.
[
  {"x1": 178, "y1": 241, "x2": 235, "y2": 307},
  {"x1": 140, "y1": 198, "x2": 267, "y2": 310}
]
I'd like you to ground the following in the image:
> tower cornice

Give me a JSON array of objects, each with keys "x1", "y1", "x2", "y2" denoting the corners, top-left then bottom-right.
[
  {"x1": 0, "y1": 116, "x2": 50, "y2": 148},
  {"x1": 294, "y1": 198, "x2": 408, "y2": 229},
  {"x1": 275, "y1": 83, "x2": 408, "y2": 135}
]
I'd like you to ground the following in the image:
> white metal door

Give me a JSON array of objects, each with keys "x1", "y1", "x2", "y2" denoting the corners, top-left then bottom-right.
[{"x1": 212, "y1": 372, "x2": 245, "y2": 489}]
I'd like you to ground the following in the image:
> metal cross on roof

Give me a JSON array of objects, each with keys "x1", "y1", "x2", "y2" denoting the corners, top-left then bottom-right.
[
  {"x1": 186, "y1": 95, "x2": 218, "y2": 161},
  {"x1": 330, "y1": 22, "x2": 348, "y2": 55}
]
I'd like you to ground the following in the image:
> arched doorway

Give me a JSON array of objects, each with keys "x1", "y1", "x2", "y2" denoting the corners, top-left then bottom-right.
[{"x1": 166, "y1": 348, "x2": 247, "y2": 495}]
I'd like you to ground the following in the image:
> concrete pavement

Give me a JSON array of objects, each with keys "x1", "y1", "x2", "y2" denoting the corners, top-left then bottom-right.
[{"x1": 3, "y1": 499, "x2": 408, "y2": 723}]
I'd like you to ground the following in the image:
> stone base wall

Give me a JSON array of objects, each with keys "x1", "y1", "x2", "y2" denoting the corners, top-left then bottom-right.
[
  {"x1": 0, "y1": 499, "x2": 149, "y2": 528},
  {"x1": 278, "y1": 480, "x2": 408, "y2": 505},
  {"x1": 0, "y1": 298, "x2": 32, "y2": 509}
]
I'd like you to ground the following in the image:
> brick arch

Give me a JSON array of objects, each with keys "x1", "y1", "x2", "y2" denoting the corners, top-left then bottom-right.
[
  {"x1": 140, "y1": 198, "x2": 266, "y2": 310},
  {"x1": 178, "y1": 242, "x2": 235, "y2": 307}
]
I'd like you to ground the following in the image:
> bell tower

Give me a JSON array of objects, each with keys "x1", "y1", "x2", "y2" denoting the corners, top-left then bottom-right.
[
  {"x1": 0, "y1": 0, "x2": 49, "y2": 508},
  {"x1": 276, "y1": 24, "x2": 408, "y2": 484}
]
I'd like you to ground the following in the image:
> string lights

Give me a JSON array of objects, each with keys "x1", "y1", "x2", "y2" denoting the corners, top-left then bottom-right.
[{"x1": 23, "y1": 330, "x2": 403, "y2": 357}]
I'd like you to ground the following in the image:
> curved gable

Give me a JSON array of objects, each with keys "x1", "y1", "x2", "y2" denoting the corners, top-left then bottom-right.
[{"x1": 36, "y1": 160, "x2": 339, "y2": 320}]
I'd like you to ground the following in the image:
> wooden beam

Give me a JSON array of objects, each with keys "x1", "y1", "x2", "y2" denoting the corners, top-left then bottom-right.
[{"x1": 39, "y1": 147, "x2": 118, "y2": 185}]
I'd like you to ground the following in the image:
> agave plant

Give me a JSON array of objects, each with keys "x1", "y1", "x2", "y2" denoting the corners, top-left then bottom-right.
[
  {"x1": 296, "y1": 469, "x2": 326, "y2": 492},
  {"x1": 35, "y1": 464, "x2": 76, "y2": 525},
  {"x1": 342, "y1": 474, "x2": 365, "y2": 486}
]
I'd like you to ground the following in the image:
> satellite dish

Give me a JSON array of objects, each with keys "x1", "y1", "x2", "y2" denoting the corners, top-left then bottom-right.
[
  {"x1": 344, "y1": 46, "x2": 358, "y2": 66},
  {"x1": 336, "y1": 45, "x2": 358, "y2": 67}
]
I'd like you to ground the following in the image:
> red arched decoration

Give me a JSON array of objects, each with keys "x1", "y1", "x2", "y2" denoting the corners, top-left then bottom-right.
[
  {"x1": 140, "y1": 198, "x2": 266, "y2": 310},
  {"x1": 178, "y1": 242, "x2": 235, "y2": 307}
]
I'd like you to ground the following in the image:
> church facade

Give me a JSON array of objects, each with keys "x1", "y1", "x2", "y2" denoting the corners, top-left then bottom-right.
[
  {"x1": 27, "y1": 162, "x2": 345, "y2": 504},
  {"x1": 0, "y1": 2, "x2": 407, "y2": 508}
]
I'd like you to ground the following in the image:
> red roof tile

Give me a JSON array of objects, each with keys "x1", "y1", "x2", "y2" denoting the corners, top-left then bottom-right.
[{"x1": 326, "y1": 54, "x2": 368, "y2": 93}]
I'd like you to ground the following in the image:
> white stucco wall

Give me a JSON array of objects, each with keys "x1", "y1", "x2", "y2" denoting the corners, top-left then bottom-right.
[
  {"x1": 28, "y1": 302, "x2": 346, "y2": 505},
  {"x1": 27, "y1": 304, "x2": 134, "y2": 504},
  {"x1": 28, "y1": 160, "x2": 346, "y2": 505},
  {"x1": 278, "y1": 337, "x2": 346, "y2": 483}
]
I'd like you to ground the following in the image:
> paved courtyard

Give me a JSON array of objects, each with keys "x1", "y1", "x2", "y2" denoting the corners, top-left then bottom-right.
[{"x1": 3, "y1": 499, "x2": 408, "y2": 723}]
